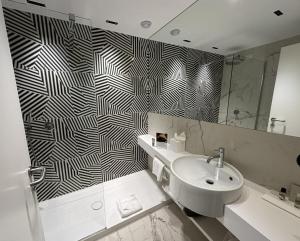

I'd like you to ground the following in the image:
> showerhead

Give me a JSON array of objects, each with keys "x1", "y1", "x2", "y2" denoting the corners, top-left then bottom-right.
[
  {"x1": 68, "y1": 13, "x2": 75, "y2": 34},
  {"x1": 225, "y1": 55, "x2": 245, "y2": 65},
  {"x1": 69, "y1": 13, "x2": 75, "y2": 22}
]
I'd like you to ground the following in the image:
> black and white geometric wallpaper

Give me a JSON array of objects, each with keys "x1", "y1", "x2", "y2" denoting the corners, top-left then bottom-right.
[{"x1": 3, "y1": 7, "x2": 223, "y2": 201}]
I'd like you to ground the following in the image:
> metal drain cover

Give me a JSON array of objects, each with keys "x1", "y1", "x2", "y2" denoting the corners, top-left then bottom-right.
[{"x1": 91, "y1": 201, "x2": 103, "y2": 210}]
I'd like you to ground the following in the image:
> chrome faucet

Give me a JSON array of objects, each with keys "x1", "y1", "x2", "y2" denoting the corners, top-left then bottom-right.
[{"x1": 206, "y1": 147, "x2": 224, "y2": 168}]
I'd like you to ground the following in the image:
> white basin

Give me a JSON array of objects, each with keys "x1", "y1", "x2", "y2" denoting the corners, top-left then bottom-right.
[{"x1": 169, "y1": 155, "x2": 244, "y2": 217}]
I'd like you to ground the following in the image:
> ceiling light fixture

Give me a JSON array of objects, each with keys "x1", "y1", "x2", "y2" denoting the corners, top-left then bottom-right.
[
  {"x1": 273, "y1": 10, "x2": 283, "y2": 16},
  {"x1": 140, "y1": 20, "x2": 152, "y2": 28},
  {"x1": 106, "y1": 20, "x2": 118, "y2": 25},
  {"x1": 170, "y1": 29, "x2": 180, "y2": 36}
]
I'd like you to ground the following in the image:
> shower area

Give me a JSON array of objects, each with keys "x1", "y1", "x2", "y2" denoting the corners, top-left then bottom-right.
[
  {"x1": 25, "y1": 100, "x2": 106, "y2": 241},
  {"x1": 15, "y1": 10, "x2": 108, "y2": 241},
  {"x1": 26, "y1": 113, "x2": 106, "y2": 241},
  {"x1": 3, "y1": 5, "x2": 173, "y2": 241},
  {"x1": 218, "y1": 52, "x2": 280, "y2": 131}
]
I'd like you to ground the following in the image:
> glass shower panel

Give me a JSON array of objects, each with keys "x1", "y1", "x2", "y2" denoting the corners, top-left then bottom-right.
[
  {"x1": 218, "y1": 56, "x2": 234, "y2": 125},
  {"x1": 255, "y1": 53, "x2": 280, "y2": 132},
  {"x1": 225, "y1": 56, "x2": 265, "y2": 129}
]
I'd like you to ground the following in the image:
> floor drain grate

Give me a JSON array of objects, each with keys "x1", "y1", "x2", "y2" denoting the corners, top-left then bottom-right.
[{"x1": 91, "y1": 201, "x2": 103, "y2": 210}]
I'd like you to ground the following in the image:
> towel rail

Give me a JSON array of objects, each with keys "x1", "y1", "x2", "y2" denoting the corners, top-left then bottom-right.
[{"x1": 162, "y1": 166, "x2": 171, "y2": 183}]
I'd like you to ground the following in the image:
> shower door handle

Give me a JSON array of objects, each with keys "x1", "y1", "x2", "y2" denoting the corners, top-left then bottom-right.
[
  {"x1": 270, "y1": 117, "x2": 286, "y2": 127},
  {"x1": 28, "y1": 166, "x2": 46, "y2": 189}
]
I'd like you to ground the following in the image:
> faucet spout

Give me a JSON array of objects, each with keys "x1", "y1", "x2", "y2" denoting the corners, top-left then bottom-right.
[
  {"x1": 206, "y1": 154, "x2": 220, "y2": 163},
  {"x1": 207, "y1": 147, "x2": 224, "y2": 168}
]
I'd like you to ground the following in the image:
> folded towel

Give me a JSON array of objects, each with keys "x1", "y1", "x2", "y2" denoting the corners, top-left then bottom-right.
[
  {"x1": 117, "y1": 194, "x2": 142, "y2": 218},
  {"x1": 152, "y1": 157, "x2": 165, "y2": 182},
  {"x1": 174, "y1": 132, "x2": 186, "y2": 141}
]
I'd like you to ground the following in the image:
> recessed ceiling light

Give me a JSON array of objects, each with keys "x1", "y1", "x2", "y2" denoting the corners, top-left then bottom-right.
[
  {"x1": 212, "y1": 46, "x2": 219, "y2": 49},
  {"x1": 183, "y1": 40, "x2": 191, "y2": 43},
  {"x1": 170, "y1": 29, "x2": 180, "y2": 36},
  {"x1": 273, "y1": 10, "x2": 283, "y2": 16},
  {"x1": 106, "y1": 20, "x2": 118, "y2": 25},
  {"x1": 140, "y1": 20, "x2": 152, "y2": 29}
]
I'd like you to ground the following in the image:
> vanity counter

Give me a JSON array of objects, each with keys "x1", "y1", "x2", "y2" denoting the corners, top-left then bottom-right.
[{"x1": 138, "y1": 134, "x2": 300, "y2": 241}]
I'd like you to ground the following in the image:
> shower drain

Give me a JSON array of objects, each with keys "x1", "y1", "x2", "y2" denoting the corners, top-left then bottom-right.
[{"x1": 91, "y1": 201, "x2": 103, "y2": 210}]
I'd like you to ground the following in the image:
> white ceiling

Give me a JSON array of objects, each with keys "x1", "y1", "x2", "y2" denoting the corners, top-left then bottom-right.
[
  {"x1": 45, "y1": 0, "x2": 196, "y2": 39},
  {"x1": 3, "y1": 0, "x2": 300, "y2": 55},
  {"x1": 151, "y1": 0, "x2": 300, "y2": 54}
]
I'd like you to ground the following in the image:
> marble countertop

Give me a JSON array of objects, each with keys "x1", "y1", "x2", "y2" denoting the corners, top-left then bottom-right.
[{"x1": 138, "y1": 134, "x2": 300, "y2": 241}]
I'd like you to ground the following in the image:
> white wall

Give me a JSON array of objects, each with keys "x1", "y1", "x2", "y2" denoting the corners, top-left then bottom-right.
[
  {"x1": 269, "y1": 43, "x2": 300, "y2": 137},
  {"x1": 0, "y1": 3, "x2": 42, "y2": 241}
]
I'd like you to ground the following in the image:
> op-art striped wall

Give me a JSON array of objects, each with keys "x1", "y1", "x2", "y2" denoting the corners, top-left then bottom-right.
[{"x1": 3, "y1": 7, "x2": 223, "y2": 201}]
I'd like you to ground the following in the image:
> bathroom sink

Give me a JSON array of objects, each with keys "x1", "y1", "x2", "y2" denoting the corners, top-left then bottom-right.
[{"x1": 169, "y1": 155, "x2": 244, "y2": 217}]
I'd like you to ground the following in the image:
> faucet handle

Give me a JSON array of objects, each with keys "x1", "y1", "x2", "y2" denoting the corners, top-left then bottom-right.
[{"x1": 213, "y1": 147, "x2": 224, "y2": 153}]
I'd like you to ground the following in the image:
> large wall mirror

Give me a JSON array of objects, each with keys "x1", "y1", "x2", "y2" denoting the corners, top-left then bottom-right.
[{"x1": 149, "y1": 0, "x2": 300, "y2": 138}]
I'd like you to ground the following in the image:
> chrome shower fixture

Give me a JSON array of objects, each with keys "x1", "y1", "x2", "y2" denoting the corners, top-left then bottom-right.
[
  {"x1": 69, "y1": 13, "x2": 76, "y2": 23},
  {"x1": 44, "y1": 121, "x2": 54, "y2": 130},
  {"x1": 270, "y1": 117, "x2": 286, "y2": 128},
  {"x1": 68, "y1": 13, "x2": 76, "y2": 34}
]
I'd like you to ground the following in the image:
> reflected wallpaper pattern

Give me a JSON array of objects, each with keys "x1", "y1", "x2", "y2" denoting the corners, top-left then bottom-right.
[{"x1": 3, "y1": 8, "x2": 223, "y2": 201}]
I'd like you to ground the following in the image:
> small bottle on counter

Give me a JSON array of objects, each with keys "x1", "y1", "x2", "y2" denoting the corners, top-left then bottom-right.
[
  {"x1": 152, "y1": 138, "x2": 156, "y2": 147},
  {"x1": 294, "y1": 193, "x2": 300, "y2": 209},
  {"x1": 279, "y1": 187, "x2": 287, "y2": 200}
]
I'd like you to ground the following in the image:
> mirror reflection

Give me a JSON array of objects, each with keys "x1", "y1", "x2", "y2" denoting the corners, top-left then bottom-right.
[
  {"x1": 150, "y1": 0, "x2": 300, "y2": 138},
  {"x1": 219, "y1": 35, "x2": 300, "y2": 137}
]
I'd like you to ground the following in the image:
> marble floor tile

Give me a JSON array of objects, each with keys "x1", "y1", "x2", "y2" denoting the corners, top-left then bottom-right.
[{"x1": 96, "y1": 203, "x2": 208, "y2": 241}]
